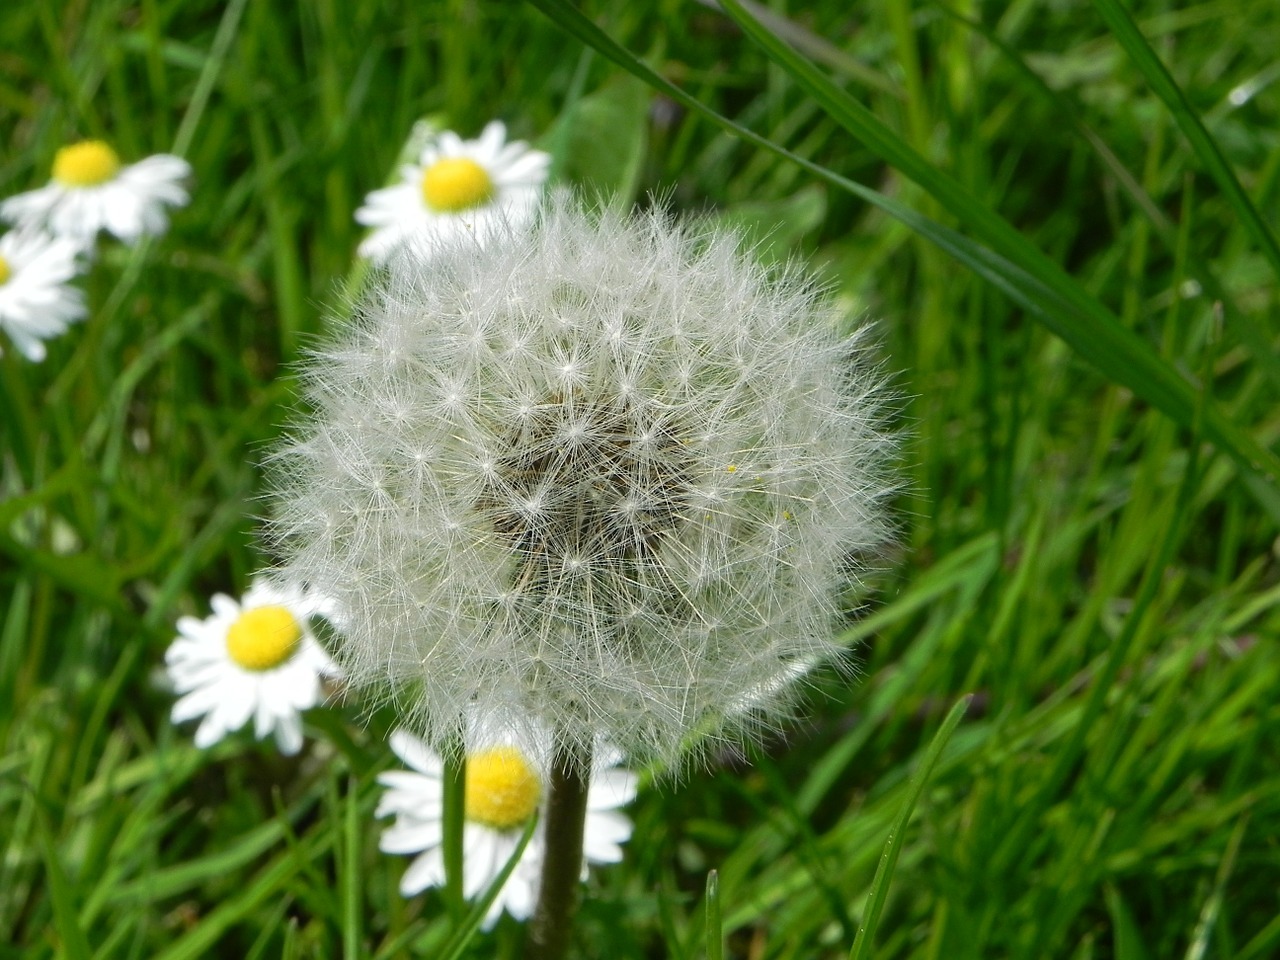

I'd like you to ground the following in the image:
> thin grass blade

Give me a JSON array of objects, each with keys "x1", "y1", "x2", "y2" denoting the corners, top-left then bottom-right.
[
  {"x1": 438, "y1": 813, "x2": 540, "y2": 960},
  {"x1": 34, "y1": 807, "x2": 92, "y2": 960},
  {"x1": 1091, "y1": 0, "x2": 1280, "y2": 284},
  {"x1": 848, "y1": 695, "x2": 971, "y2": 960},
  {"x1": 706, "y1": 869, "x2": 723, "y2": 960}
]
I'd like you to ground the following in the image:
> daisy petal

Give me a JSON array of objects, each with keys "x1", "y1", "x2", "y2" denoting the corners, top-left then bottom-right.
[{"x1": 164, "y1": 576, "x2": 336, "y2": 755}]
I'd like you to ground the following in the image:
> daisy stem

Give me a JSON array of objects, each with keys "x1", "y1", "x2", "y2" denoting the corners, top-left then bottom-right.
[
  {"x1": 526, "y1": 741, "x2": 592, "y2": 960},
  {"x1": 442, "y1": 749, "x2": 467, "y2": 921}
]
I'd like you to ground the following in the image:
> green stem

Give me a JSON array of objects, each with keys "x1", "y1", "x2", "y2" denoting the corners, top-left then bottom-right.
[
  {"x1": 442, "y1": 749, "x2": 467, "y2": 921},
  {"x1": 525, "y1": 742, "x2": 591, "y2": 960}
]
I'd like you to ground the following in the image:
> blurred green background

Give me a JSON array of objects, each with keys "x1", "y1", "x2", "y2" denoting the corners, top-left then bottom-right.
[{"x1": 2, "y1": 0, "x2": 1279, "y2": 957}]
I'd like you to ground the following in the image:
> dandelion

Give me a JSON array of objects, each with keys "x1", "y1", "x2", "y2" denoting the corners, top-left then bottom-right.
[
  {"x1": 271, "y1": 192, "x2": 894, "y2": 765},
  {"x1": 354, "y1": 120, "x2": 549, "y2": 264},
  {"x1": 269, "y1": 193, "x2": 894, "y2": 954},
  {"x1": 377, "y1": 726, "x2": 637, "y2": 930},
  {"x1": 166, "y1": 577, "x2": 341, "y2": 755},
  {"x1": 1, "y1": 140, "x2": 191, "y2": 250},
  {"x1": 0, "y1": 230, "x2": 86, "y2": 361}
]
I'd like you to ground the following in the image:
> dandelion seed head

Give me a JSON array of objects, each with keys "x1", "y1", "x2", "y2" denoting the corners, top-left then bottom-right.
[{"x1": 269, "y1": 193, "x2": 897, "y2": 768}]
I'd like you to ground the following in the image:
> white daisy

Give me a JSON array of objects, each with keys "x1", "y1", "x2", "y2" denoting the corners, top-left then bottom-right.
[
  {"x1": 354, "y1": 120, "x2": 550, "y2": 264},
  {"x1": 377, "y1": 726, "x2": 638, "y2": 929},
  {"x1": 166, "y1": 577, "x2": 341, "y2": 756},
  {"x1": 1, "y1": 140, "x2": 191, "y2": 250},
  {"x1": 0, "y1": 230, "x2": 86, "y2": 361}
]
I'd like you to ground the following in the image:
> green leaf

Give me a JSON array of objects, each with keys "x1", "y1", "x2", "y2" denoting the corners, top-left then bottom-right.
[
  {"x1": 1185, "y1": 816, "x2": 1249, "y2": 960},
  {"x1": 150, "y1": 828, "x2": 333, "y2": 960}
]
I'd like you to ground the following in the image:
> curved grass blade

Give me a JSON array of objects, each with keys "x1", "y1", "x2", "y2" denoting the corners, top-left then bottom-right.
[
  {"x1": 438, "y1": 812, "x2": 539, "y2": 960},
  {"x1": 930, "y1": 1, "x2": 1280, "y2": 387},
  {"x1": 1092, "y1": 0, "x2": 1280, "y2": 284},
  {"x1": 524, "y1": 0, "x2": 1280, "y2": 522},
  {"x1": 714, "y1": 0, "x2": 1280, "y2": 506},
  {"x1": 848, "y1": 695, "x2": 971, "y2": 960}
]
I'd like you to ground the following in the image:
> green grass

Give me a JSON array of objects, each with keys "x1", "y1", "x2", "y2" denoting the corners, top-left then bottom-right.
[{"x1": 3, "y1": 0, "x2": 1280, "y2": 957}]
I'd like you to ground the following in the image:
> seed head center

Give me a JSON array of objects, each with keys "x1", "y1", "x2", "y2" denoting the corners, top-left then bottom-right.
[
  {"x1": 421, "y1": 157, "x2": 494, "y2": 213},
  {"x1": 226, "y1": 605, "x2": 303, "y2": 671},
  {"x1": 53, "y1": 140, "x2": 121, "y2": 187},
  {"x1": 464, "y1": 746, "x2": 541, "y2": 829},
  {"x1": 480, "y1": 399, "x2": 693, "y2": 596}
]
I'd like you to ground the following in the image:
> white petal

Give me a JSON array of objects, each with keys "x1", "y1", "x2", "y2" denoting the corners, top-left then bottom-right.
[
  {"x1": 462, "y1": 825, "x2": 512, "y2": 900},
  {"x1": 379, "y1": 817, "x2": 444, "y2": 854},
  {"x1": 5, "y1": 328, "x2": 47, "y2": 361},
  {"x1": 478, "y1": 120, "x2": 507, "y2": 155},
  {"x1": 174, "y1": 615, "x2": 208, "y2": 640},
  {"x1": 193, "y1": 712, "x2": 229, "y2": 749},
  {"x1": 103, "y1": 188, "x2": 146, "y2": 243},
  {"x1": 388, "y1": 730, "x2": 441, "y2": 774},
  {"x1": 399, "y1": 846, "x2": 445, "y2": 895},
  {"x1": 583, "y1": 811, "x2": 632, "y2": 863},
  {"x1": 209, "y1": 593, "x2": 240, "y2": 619},
  {"x1": 170, "y1": 682, "x2": 224, "y2": 723},
  {"x1": 272, "y1": 714, "x2": 304, "y2": 755},
  {"x1": 588, "y1": 768, "x2": 639, "y2": 809}
]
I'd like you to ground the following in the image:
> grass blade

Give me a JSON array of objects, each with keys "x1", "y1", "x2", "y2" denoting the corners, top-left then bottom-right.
[
  {"x1": 931, "y1": 0, "x2": 1280, "y2": 387},
  {"x1": 438, "y1": 813, "x2": 540, "y2": 960},
  {"x1": 713, "y1": 0, "x2": 1280, "y2": 513},
  {"x1": 706, "y1": 869, "x2": 723, "y2": 960},
  {"x1": 33, "y1": 807, "x2": 92, "y2": 960},
  {"x1": 1092, "y1": 0, "x2": 1280, "y2": 284},
  {"x1": 1185, "y1": 816, "x2": 1248, "y2": 960},
  {"x1": 848, "y1": 695, "x2": 971, "y2": 960}
]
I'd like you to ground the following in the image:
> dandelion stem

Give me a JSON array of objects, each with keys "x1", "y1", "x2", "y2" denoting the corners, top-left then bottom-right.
[{"x1": 526, "y1": 740, "x2": 592, "y2": 960}]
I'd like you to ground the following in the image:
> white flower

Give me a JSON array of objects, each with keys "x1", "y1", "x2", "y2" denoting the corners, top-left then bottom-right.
[
  {"x1": 376, "y1": 726, "x2": 637, "y2": 929},
  {"x1": 269, "y1": 194, "x2": 896, "y2": 768},
  {"x1": 1, "y1": 140, "x2": 191, "y2": 250},
  {"x1": 166, "y1": 577, "x2": 341, "y2": 755},
  {"x1": 0, "y1": 230, "x2": 86, "y2": 361},
  {"x1": 354, "y1": 120, "x2": 549, "y2": 264}
]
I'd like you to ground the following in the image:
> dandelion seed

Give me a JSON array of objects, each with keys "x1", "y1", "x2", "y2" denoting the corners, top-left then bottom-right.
[
  {"x1": 354, "y1": 121, "x2": 550, "y2": 265},
  {"x1": 1, "y1": 140, "x2": 191, "y2": 250},
  {"x1": 0, "y1": 230, "x2": 86, "y2": 361},
  {"x1": 269, "y1": 193, "x2": 896, "y2": 768},
  {"x1": 165, "y1": 578, "x2": 341, "y2": 755},
  {"x1": 376, "y1": 725, "x2": 637, "y2": 929}
]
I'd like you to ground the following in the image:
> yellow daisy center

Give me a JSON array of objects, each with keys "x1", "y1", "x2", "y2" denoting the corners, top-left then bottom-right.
[
  {"x1": 464, "y1": 746, "x2": 541, "y2": 829},
  {"x1": 0, "y1": 255, "x2": 10, "y2": 286},
  {"x1": 421, "y1": 157, "x2": 494, "y2": 212},
  {"x1": 52, "y1": 140, "x2": 122, "y2": 187},
  {"x1": 225, "y1": 605, "x2": 303, "y2": 671}
]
